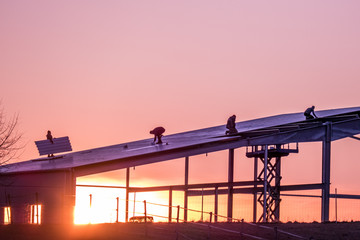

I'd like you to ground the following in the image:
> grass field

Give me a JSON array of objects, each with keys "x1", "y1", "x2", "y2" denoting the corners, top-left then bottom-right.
[{"x1": 1, "y1": 222, "x2": 360, "y2": 240}]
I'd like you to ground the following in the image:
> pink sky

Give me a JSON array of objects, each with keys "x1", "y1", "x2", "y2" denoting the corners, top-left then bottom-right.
[{"x1": 1, "y1": 1, "x2": 360, "y2": 221}]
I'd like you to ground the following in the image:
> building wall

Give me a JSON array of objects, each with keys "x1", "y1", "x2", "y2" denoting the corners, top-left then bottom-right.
[{"x1": 0, "y1": 170, "x2": 76, "y2": 224}]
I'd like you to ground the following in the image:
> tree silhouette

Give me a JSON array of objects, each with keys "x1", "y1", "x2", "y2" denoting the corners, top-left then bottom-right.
[{"x1": 0, "y1": 104, "x2": 23, "y2": 166}]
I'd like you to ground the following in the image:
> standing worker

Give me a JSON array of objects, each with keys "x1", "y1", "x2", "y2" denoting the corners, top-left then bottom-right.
[
  {"x1": 304, "y1": 106, "x2": 318, "y2": 120},
  {"x1": 150, "y1": 127, "x2": 165, "y2": 144},
  {"x1": 226, "y1": 115, "x2": 238, "y2": 135},
  {"x1": 46, "y1": 130, "x2": 54, "y2": 144},
  {"x1": 46, "y1": 130, "x2": 54, "y2": 157}
]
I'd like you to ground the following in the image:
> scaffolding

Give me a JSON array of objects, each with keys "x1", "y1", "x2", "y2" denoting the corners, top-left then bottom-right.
[{"x1": 246, "y1": 144, "x2": 298, "y2": 222}]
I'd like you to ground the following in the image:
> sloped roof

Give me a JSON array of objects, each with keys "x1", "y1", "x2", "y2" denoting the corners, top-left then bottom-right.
[{"x1": 1, "y1": 106, "x2": 360, "y2": 176}]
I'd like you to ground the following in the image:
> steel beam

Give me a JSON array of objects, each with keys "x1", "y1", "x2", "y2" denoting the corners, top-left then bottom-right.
[
  {"x1": 184, "y1": 156, "x2": 189, "y2": 222},
  {"x1": 253, "y1": 146, "x2": 258, "y2": 223},
  {"x1": 169, "y1": 187, "x2": 172, "y2": 222},
  {"x1": 228, "y1": 149, "x2": 234, "y2": 221},
  {"x1": 187, "y1": 183, "x2": 323, "y2": 196},
  {"x1": 321, "y1": 122, "x2": 332, "y2": 222},
  {"x1": 214, "y1": 186, "x2": 218, "y2": 223},
  {"x1": 263, "y1": 145, "x2": 268, "y2": 222},
  {"x1": 127, "y1": 180, "x2": 262, "y2": 193},
  {"x1": 125, "y1": 167, "x2": 130, "y2": 223},
  {"x1": 274, "y1": 144, "x2": 282, "y2": 221}
]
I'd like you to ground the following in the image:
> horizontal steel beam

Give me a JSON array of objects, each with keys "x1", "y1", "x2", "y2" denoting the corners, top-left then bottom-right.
[
  {"x1": 280, "y1": 183, "x2": 323, "y2": 191},
  {"x1": 330, "y1": 194, "x2": 360, "y2": 200},
  {"x1": 128, "y1": 180, "x2": 262, "y2": 193},
  {"x1": 187, "y1": 183, "x2": 324, "y2": 196},
  {"x1": 76, "y1": 184, "x2": 126, "y2": 189},
  {"x1": 75, "y1": 184, "x2": 360, "y2": 200}
]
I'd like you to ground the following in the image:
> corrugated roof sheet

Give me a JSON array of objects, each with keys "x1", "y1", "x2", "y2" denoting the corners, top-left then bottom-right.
[{"x1": 1, "y1": 106, "x2": 360, "y2": 175}]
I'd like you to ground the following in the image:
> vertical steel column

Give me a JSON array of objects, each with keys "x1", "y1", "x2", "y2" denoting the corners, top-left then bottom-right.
[
  {"x1": 184, "y1": 156, "x2": 189, "y2": 222},
  {"x1": 322, "y1": 122, "x2": 332, "y2": 222},
  {"x1": 214, "y1": 186, "x2": 218, "y2": 223},
  {"x1": 228, "y1": 149, "x2": 234, "y2": 221},
  {"x1": 169, "y1": 187, "x2": 173, "y2": 222},
  {"x1": 253, "y1": 146, "x2": 258, "y2": 223},
  {"x1": 274, "y1": 144, "x2": 282, "y2": 221},
  {"x1": 125, "y1": 167, "x2": 130, "y2": 223},
  {"x1": 263, "y1": 145, "x2": 268, "y2": 223}
]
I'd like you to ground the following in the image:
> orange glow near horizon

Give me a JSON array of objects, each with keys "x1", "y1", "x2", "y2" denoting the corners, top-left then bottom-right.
[
  {"x1": 4, "y1": 207, "x2": 11, "y2": 225},
  {"x1": 73, "y1": 142, "x2": 360, "y2": 224},
  {"x1": 74, "y1": 184, "x2": 360, "y2": 224}
]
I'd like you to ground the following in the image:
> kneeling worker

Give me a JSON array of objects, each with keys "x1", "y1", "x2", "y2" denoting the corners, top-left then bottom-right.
[{"x1": 226, "y1": 115, "x2": 238, "y2": 135}]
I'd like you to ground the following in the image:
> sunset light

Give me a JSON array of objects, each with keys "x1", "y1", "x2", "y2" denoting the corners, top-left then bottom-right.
[
  {"x1": 29, "y1": 205, "x2": 42, "y2": 224},
  {"x1": 4, "y1": 207, "x2": 11, "y2": 225},
  {"x1": 1, "y1": 1, "x2": 360, "y2": 239}
]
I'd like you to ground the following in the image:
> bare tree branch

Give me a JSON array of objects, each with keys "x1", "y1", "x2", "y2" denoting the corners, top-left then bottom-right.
[{"x1": 0, "y1": 104, "x2": 23, "y2": 166}]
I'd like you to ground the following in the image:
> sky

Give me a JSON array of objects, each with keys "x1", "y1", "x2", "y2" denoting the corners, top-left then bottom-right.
[{"x1": 1, "y1": 0, "x2": 360, "y2": 222}]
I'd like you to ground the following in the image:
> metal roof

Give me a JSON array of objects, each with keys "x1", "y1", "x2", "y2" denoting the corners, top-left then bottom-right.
[{"x1": 1, "y1": 106, "x2": 360, "y2": 176}]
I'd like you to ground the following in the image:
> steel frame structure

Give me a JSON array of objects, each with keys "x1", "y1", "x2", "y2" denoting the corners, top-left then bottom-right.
[
  {"x1": 1, "y1": 107, "x2": 360, "y2": 224},
  {"x1": 246, "y1": 144, "x2": 298, "y2": 222}
]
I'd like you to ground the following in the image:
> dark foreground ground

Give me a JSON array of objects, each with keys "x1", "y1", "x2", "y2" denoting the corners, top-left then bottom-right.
[{"x1": 1, "y1": 222, "x2": 360, "y2": 240}]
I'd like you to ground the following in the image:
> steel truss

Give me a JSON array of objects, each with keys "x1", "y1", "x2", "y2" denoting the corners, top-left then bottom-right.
[{"x1": 247, "y1": 144, "x2": 298, "y2": 222}]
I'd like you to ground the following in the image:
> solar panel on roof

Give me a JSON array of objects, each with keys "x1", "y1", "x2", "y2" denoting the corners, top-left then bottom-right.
[{"x1": 35, "y1": 136, "x2": 72, "y2": 156}]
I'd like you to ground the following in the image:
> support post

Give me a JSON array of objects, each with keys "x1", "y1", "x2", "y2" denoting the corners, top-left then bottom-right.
[
  {"x1": 144, "y1": 200, "x2": 147, "y2": 223},
  {"x1": 228, "y1": 149, "x2": 234, "y2": 222},
  {"x1": 253, "y1": 146, "x2": 258, "y2": 223},
  {"x1": 322, "y1": 122, "x2": 332, "y2": 222},
  {"x1": 201, "y1": 188, "x2": 204, "y2": 222},
  {"x1": 214, "y1": 186, "x2": 218, "y2": 223},
  {"x1": 169, "y1": 187, "x2": 173, "y2": 222},
  {"x1": 125, "y1": 167, "x2": 130, "y2": 223},
  {"x1": 116, "y1": 197, "x2": 119, "y2": 223},
  {"x1": 89, "y1": 194, "x2": 92, "y2": 208},
  {"x1": 133, "y1": 192, "x2": 136, "y2": 217},
  {"x1": 274, "y1": 144, "x2": 282, "y2": 221},
  {"x1": 263, "y1": 145, "x2": 268, "y2": 223},
  {"x1": 89, "y1": 194, "x2": 92, "y2": 224},
  {"x1": 184, "y1": 156, "x2": 189, "y2": 222},
  {"x1": 177, "y1": 205, "x2": 180, "y2": 223},
  {"x1": 335, "y1": 188, "x2": 338, "y2": 223}
]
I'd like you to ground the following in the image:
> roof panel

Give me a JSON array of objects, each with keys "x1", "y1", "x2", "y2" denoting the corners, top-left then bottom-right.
[{"x1": 1, "y1": 106, "x2": 360, "y2": 175}]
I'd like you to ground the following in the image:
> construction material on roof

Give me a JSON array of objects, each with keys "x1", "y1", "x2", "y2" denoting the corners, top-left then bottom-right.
[
  {"x1": 1, "y1": 106, "x2": 360, "y2": 176},
  {"x1": 35, "y1": 136, "x2": 72, "y2": 156}
]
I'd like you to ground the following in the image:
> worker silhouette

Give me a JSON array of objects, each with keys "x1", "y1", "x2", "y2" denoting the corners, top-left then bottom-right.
[
  {"x1": 46, "y1": 130, "x2": 54, "y2": 144},
  {"x1": 226, "y1": 115, "x2": 238, "y2": 135},
  {"x1": 150, "y1": 127, "x2": 165, "y2": 144},
  {"x1": 304, "y1": 106, "x2": 318, "y2": 120},
  {"x1": 46, "y1": 130, "x2": 54, "y2": 157}
]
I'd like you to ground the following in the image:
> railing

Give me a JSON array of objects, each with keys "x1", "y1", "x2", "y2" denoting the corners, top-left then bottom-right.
[{"x1": 84, "y1": 195, "x2": 311, "y2": 239}]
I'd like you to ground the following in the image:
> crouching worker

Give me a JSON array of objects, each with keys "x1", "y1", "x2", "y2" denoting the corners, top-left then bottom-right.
[
  {"x1": 304, "y1": 106, "x2": 318, "y2": 120},
  {"x1": 226, "y1": 115, "x2": 238, "y2": 135},
  {"x1": 150, "y1": 127, "x2": 165, "y2": 144}
]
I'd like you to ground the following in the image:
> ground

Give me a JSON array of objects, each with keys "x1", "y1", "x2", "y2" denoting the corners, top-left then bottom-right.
[{"x1": 1, "y1": 222, "x2": 360, "y2": 240}]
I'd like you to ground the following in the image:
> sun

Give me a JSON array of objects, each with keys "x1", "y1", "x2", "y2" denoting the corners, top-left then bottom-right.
[{"x1": 74, "y1": 185, "x2": 172, "y2": 224}]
